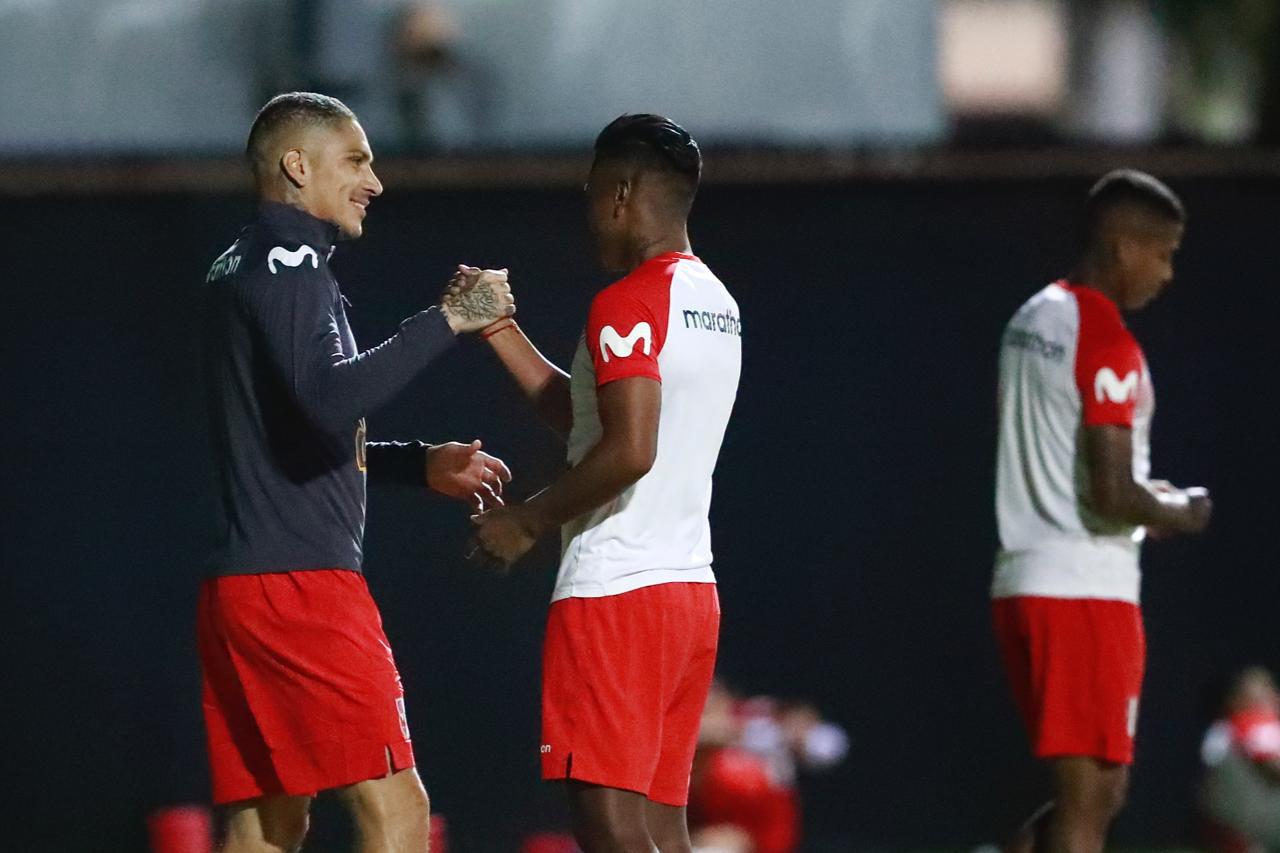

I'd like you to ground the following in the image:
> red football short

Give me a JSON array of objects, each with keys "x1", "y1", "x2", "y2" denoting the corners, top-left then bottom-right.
[
  {"x1": 992, "y1": 595, "x2": 1146, "y2": 765},
  {"x1": 540, "y1": 582, "x2": 720, "y2": 806},
  {"x1": 197, "y1": 569, "x2": 415, "y2": 804}
]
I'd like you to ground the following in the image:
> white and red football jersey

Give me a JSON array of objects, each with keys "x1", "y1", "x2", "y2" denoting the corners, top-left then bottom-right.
[
  {"x1": 1202, "y1": 708, "x2": 1280, "y2": 767},
  {"x1": 554, "y1": 251, "x2": 742, "y2": 602},
  {"x1": 1234, "y1": 709, "x2": 1280, "y2": 763},
  {"x1": 993, "y1": 281, "x2": 1154, "y2": 603}
]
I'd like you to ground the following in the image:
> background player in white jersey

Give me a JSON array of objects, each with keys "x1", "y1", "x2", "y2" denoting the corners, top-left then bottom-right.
[
  {"x1": 463, "y1": 114, "x2": 742, "y2": 852},
  {"x1": 993, "y1": 170, "x2": 1212, "y2": 853}
]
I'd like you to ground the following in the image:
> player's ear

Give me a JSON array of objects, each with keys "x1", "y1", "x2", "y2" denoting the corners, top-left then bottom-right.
[
  {"x1": 281, "y1": 148, "x2": 307, "y2": 188},
  {"x1": 1113, "y1": 231, "x2": 1142, "y2": 271},
  {"x1": 613, "y1": 178, "x2": 631, "y2": 215}
]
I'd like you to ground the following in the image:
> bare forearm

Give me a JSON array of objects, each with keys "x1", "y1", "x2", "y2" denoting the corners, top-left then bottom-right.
[
  {"x1": 1085, "y1": 425, "x2": 1207, "y2": 534},
  {"x1": 485, "y1": 323, "x2": 572, "y2": 437},
  {"x1": 523, "y1": 440, "x2": 649, "y2": 533},
  {"x1": 470, "y1": 376, "x2": 659, "y2": 567},
  {"x1": 1093, "y1": 479, "x2": 1190, "y2": 529}
]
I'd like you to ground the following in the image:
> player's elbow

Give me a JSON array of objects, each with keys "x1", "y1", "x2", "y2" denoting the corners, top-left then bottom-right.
[
  {"x1": 616, "y1": 440, "x2": 657, "y2": 483},
  {"x1": 1089, "y1": 474, "x2": 1135, "y2": 521},
  {"x1": 296, "y1": 372, "x2": 364, "y2": 434},
  {"x1": 307, "y1": 400, "x2": 360, "y2": 436}
]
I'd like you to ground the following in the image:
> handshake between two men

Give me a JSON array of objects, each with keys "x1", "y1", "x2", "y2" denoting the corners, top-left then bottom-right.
[{"x1": 432, "y1": 264, "x2": 548, "y2": 571}]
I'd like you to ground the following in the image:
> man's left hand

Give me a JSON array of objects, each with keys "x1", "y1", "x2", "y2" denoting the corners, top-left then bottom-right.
[
  {"x1": 469, "y1": 505, "x2": 541, "y2": 568},
  {"x1": 426, "y1": 440, "x2": 512, "y2": 511}
]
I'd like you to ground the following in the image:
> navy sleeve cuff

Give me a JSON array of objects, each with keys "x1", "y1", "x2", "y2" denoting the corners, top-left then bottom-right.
[{"x1": 366, "y1": 441, "x2": 427, "y2": 486}]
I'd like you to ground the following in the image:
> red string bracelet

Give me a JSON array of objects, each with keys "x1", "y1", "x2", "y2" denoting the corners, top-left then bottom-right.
[{"x1": 480, "y1": 320, "x2": 518, "y2": 339}]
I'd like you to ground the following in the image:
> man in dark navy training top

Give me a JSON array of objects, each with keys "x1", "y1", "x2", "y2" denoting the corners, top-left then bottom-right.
[{"x1": 199, "y1": 91, "x2": 514, "y2": 853}]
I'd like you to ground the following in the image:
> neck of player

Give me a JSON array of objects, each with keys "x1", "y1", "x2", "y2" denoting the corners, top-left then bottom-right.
[
  {"x1": 1073, "y1": 255, "x2": 1126, "y2": 308},
  {"x1": 626, "y1": 227, "x2": 692, "y2": 272}
]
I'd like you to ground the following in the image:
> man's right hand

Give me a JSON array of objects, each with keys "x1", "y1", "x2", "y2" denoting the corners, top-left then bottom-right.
[
  {"x1": 440, "y1": 265, "x2": 515, "y2": 333},
  {"x1": 1180, "y1": 488, "x2": 1213, "y2": 534},
  {"x1": 1148, "y1": 486, "x2": 1212, "y2": 538}
]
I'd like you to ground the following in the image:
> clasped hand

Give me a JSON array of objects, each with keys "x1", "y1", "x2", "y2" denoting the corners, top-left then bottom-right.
[
  {"x1": 467, "y1": 505, "x2": 543, "y2": 570},
  {"x1": 440, "y1": 265, "x2": 515, "y2": 333}
]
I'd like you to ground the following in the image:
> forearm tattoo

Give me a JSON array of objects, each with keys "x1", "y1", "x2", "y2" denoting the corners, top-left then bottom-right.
[{"x1": 446, "y1": 280, "x2": 501, "y2": 322}]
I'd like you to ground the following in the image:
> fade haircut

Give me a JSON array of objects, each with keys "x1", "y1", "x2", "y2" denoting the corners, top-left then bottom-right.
[
  {"x1": 245, "y1": 92, "x2": 356, "y2": 182},
  {"x1": 1083, "y1": 169, "x2": 1185, "y2": 249},
  {"x1": 593, "y1": 114, "x2": 702, "y2": 213}
]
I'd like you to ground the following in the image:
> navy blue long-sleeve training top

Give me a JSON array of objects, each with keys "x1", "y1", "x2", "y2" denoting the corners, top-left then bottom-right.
[{"x1": 203, "y1": 202, "x2": 456, "y2": 576}]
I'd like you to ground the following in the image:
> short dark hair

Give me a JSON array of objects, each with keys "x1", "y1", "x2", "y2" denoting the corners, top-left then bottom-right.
[
  {"x1": 1084, "y1": 169, "x2": 1185, "y2": 246},
  {"x1": 245, "y1": 92, "x2": 356, "y2": 181},
  {"x1": 593, "y1": 114, "x2": 701, "y2": 210}
]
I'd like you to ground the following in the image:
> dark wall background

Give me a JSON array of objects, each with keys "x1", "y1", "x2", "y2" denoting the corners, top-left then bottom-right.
[{"x1": 4, "y1": 175, "x2": 1277, "y2": 851}]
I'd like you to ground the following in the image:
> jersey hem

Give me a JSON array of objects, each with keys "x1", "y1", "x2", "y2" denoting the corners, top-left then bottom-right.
[
  {"x1": 991, "y1": 542, "x2": 1141, "y2": 603},
  {"x1": 550, "y1": 567, "x2": 717, "y2": 602},
  {"x1": 208, "y1": 562, "x2": 363, "y2": 578}
]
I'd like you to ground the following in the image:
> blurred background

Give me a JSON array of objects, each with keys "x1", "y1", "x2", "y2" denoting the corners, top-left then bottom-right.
[
  {"x1": 2, "y1": 0, "x2": 1279, "y2": 154},
  {"x1": 2, "y1": 1, "x2": 1278, "y2": 851}
]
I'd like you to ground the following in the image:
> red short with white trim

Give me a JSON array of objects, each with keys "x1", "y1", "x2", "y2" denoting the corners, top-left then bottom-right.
[
  {"x1": 197, "y1": 569, "x2": 415, "y2": 804},
  {"x1": 992, "y1": 595, "x2": 1146, "y2": 765},
  {"x1": 540, "y1": 582, "x2": 720, "y2": 806}
]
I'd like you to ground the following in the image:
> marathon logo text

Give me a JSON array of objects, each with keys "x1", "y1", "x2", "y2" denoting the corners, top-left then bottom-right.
[
  {"x1": 682, "y1": 308, "x2": 742, "y2": 337},
  {"x1": 1003, "y1": 327, "x2": 1065, "y2": 362},
  {"x1": 206, "y1": 252, "x2": 242, "y2": 282}
]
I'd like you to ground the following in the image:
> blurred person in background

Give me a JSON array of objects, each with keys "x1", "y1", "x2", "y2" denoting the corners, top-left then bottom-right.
[
  {"x1": 391, "y1": 2, "x2": 463, "y2": 151},
  {"x1": 992, "y1": 170, "x2": 1211, "y2": 853},
  {"x1": 251, "y1": 0, "x2": 483, "y2": 152},
  {"x1": 1200, "y1": 666, "x2": 1280, "y2": 852},
  {"x1": 200, "y1": 91, "x2": 512, "y2": 853},
  {"x1": 687, "y1": 681, "x2": 849, "y2": 853}
]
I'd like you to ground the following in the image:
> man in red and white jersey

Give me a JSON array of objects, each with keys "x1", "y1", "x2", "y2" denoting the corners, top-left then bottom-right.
[
  {"x1": 993, "y1": 170, "x2": 1211, "y2": 853},
  {"x1": 466, "y1": 114, "x2": 741, "y2": 852}
]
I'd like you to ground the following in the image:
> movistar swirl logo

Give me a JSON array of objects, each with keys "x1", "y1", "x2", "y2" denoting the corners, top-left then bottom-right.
[
  {"x1": 1094, "y1": 367, "x2": 1139, "y2": 404},
  {"x1": 599, "y1": 322, "x2": 652, "y2": 362},
  {"x1": 267, "y1": 244, "x2": 319, "y2": 274}
]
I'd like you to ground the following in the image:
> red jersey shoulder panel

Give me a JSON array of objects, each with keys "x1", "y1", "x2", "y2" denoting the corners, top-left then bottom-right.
[
  {"x1": 1069, "y1": 283, "x2": 1144, "y2": 428},
  {"x1": 585, "y1": 253, "x2": 684, "y2": 386}
]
